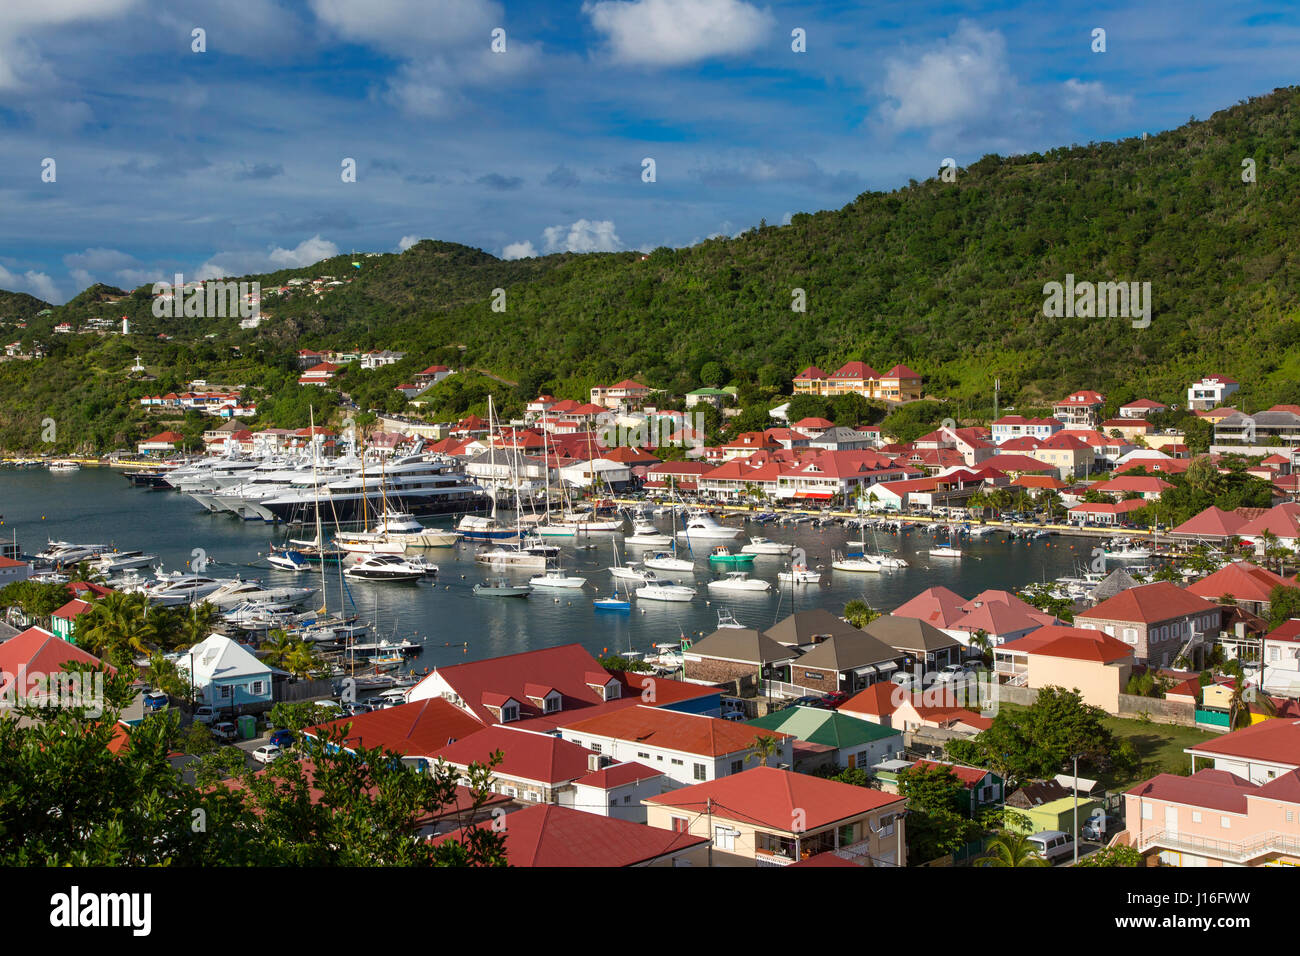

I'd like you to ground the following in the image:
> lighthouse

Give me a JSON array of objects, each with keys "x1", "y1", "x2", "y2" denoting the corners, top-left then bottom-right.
[{"x1": 121, "y1": 316, "x2": 130, "y2": 335}]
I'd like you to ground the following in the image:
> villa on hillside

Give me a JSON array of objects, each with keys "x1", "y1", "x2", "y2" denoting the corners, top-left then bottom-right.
[{"x1": 792, "y1": 363, "x2": 922, "y2": 403}]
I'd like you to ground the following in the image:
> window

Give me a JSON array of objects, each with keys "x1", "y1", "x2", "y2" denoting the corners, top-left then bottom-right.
[
  {"x1": 501, "y1": 704, "x2": 518, "y2": 722},
  {"x1": 713, "y1": 826, "x2": 736, "y2": 851},
  {"x1": 671, "y1": 816, "x2": 689, "y2": 833},
  {"x1": 571, "y1": 739, "x2": 582, "y2": 747},
  {"x1": 1221, "y1": 816, "x2": 1231, "y2": 829},
  {"x1": 1142, "y1": 804, "x2": 1153, "y2": 820},
  {"x1": 637, "y1": 751, "x2": 650, "y2": 759},
  {"x1": 1123, "y1": 628, "x2": 1137, "y2": 644},
  {"x1": 1287, "y1": 810, "x2": 1296, "y2": 824},
  {"x1": 544, "y1": 695, "x2": 560, "y2": 713},
  {"x1": 219, "y1": 685, "x2": 233, "y2": 699},
  {"x1": 730, "y1": 760, "x2": 744, "y2": 775},
  {"x1": 624, "y1": 795, "x2": 632, "y2": 804},
  {"x1": 1192, "y1": 811, "x2": 1202, "y2": 823},
  {"x1": 878, "y1": 815, "x2": 895, "y2": 838},
  {"x1": 526, "y1": 791, "x2": 538, "y2": 802},
  {"x1": 249, "y1": 680, "x2": 265, "y2": 695},
  {"x1": 693, "y1": 763, "x2": 707, "y2": 781},
  {"x1": 590, "y1": 743, "x2": 602, "y2": 754},
  {"x1": 670, "y1": 758, "x2": 683, "y2": 766}
]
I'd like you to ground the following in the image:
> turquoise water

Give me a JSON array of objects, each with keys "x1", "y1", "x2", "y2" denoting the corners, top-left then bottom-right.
[{"x1": 0, "y1": 468, "x2": 1086, "y2": 670}]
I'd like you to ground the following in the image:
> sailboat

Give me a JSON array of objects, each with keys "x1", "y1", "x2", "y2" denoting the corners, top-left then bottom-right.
[
  {"x1": 593, "y1": 580, "x2": 631, "y2": 611},
  {"x1": 642, "y1": 491, "x2": 695, "y2": 571},
  {"x1": 477, "y1": 426, "x2": 548, "y2": 570},
  {"x1": 458, "y1": 396, "x2": 518, "y2": 542},
  {"x1": 929, "y1": 524, "x2": 963, "y2": 558}
]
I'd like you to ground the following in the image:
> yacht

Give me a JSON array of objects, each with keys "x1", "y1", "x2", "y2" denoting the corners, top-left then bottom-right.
[
  {"x1": 707, "y1": 572, "x2": 772, "y2": 593},
  {"x1": 642, "y1": 550, "x2": 695, "y2": 572},
  {"x1": 635, "y1": 582, "x2": 697, "y2": 603},
  {"x1": 624, "y1": 521, "x2": 674, "y2": 547},
  {"x1": 35, "y1": 541, "x2": 111, "y2": 566},
  {"x1": 609, "y1": 563, "x2": 659, "y2": 584},
  {"x1": 778, "y1": 564, "x2": 822, "y2": 584},
  {"x1": 343, "y1": 554, "x2": 426, "y2": 582},
  {"x1": 137, "y1": 573, "x2": 233, "y2": 606},
  {"x1": 92, "y1": 550, "x2": 159, "y2": 574},
  {"x1": 266, "y1": 548, "x2": 311, "y2": 572},
  {"x1": 476, "y1": 542, "x2": 548, "y2": 569},
  {"x1": 831, "y1": 550, "x2": 881, "y2": 573},
  {"x1": 741, "y1": 537, "x2": 793, "y2": 555},
  {"x1": 676, "y1": 511, "x2": 744, "y2": 542},
  {"x1": 203, "y1": 578, "x2": 318, "y2": 609},
  {"x1": 528, "y1": 569, "x2": 587, "y2": 589},
  {"x1": 47, "y1": 460, "x2": 81, "y2": 473}
]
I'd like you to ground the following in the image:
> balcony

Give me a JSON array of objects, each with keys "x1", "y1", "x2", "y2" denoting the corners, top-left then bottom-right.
[{"x1": 1135, "y1": 827, "x2": 1300, "y2": 864}]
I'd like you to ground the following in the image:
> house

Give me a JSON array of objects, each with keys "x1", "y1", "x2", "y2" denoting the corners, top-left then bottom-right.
[
  {"x1": 792, "y1": 362, "x2": 921, "y2": 403},
  {"x1": 1052, "y1": 390, "x2": 1106, "y2": 428},
  {"x1": 806, "y1": 426, "x2": 875, "y2": 452},
  {"x1": 0, "y1": 626, "x2": 114, "y2": 709},
  {"x1": 1100, "y1": 418, "x2": 1154, "y2": 443},
  {"x1": 297, "y1": 361, "x2": 339, "y2": 386},
  {"x1": 137, "y1": 430, "x2": 185, "y2": 456},
  {"x1": 1169, "y1": 505, "x2": 1249, "y2": 543},
  {"x1": 0, "y1": 556, "x2": 31, "y2": 585},
  {"x1": 1119, "y1": 399, "x2": 1169, "y2": 419},
  {"x1": 178, "y1": 634, "x2": 273, "y2": 713},
  {"x1": 1185, "y1": 562, "x2": 1300, "y2": 618},
  {"x1": 433, "y1": 803, "x2": 709, "y2": 866},
  {"x1": 774, "y1": 623, "x2": 902, "y2": 697},
  {"x1": 1186, "y1": 718, "x2": 1300, "y2": 783},
  {"x1": 414, "y1": 365, "x2": 453, "y2": 387},
  {"x1": 1074, "y1": 582, "x2": 1223, "y2": 668},
  {"x1": 993, "y1": 625, "x2": 1135, "y2": 711},
  {"x1": 990, "y1": 415, "x2": 1063, "y2": 445},
  {"x1": 684, "y1": 387, "x2": 733, "y2": 409},
  {"x1": 645, "y1": 766, "x2": 908, "y2": 866},
  {"x1": 838, "y1": 685, "x2": 991, "y2": 735},
  {"x1": 882, "y1": 759, "x2": 1004, "y2": 813},
  {"x1": 1236, "y1": 502, "x2": 1300, "y2": 552},
  {"x1": 745, "y1": 705, "x2": 903, "y2": 772},
  {"x1": 432, "y1": 724, "x2": 602, "y2": 804},
  {"x1": 556, "y1": 705, "x2": 793, "y2": 788},
  {"x1": 49, "y1": 599, "x2": 93, "y2": 644},
  {"x1": 1122, "y1": 767, "x2": 1300, "y2": 866},
  {"x1": 1088, "y1": 475, "x2": 1174, "y2": 501},
  {"x1": 1187, "y1": 375, "x2": 1239, "y2": 412},
  {"x1": 1066, "y1": 499, "x2": 1147, "y2": 526},
  {"x1": 1214, "y1": 409, "x2": 1300, "y2": 451},
  {"x1": 891, "y1": 586, "x2": 969, "y2": 632},
  {"x1": 570, "y1": 762, "x2": 667, "y2": 823},
  {"x1": 861, "y1": 615, "x2": 964, "y2": 674},
  {"x1": 1030, "y1": 433, "x2": 1096, "y2": 478},
  {"x1": 681, "y1": 627, "x2": 798, "y2": 693},
  {"x1": 590, "y1": 379, "x2": 654, "y2": 411},
  {"x1": 359, "y1": 350, "x2": 405, "y2": 369},
  {"x1": 947, "y1": 590, "x2": 1057, "y2": 647},
  {"x1": 305, "y1": 697, "x2": 485, "y2": 757}
]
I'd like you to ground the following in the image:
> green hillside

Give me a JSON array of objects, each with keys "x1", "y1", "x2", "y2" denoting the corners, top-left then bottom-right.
[{"x1": 2, "y1": 86, "x2": 1300, "y2": 453}]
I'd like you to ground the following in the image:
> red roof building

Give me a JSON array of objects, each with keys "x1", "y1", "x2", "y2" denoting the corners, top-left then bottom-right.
[
  {"x1": 306, "y1": 697, "x2": 485, "y2": 756},
  {"x1": 1075, "y1": 583, "x2": 1223, "y2": 667}
]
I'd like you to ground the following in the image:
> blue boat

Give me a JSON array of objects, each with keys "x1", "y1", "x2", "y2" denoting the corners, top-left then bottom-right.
[{"x1": 594, "y1": 582, "x2": 631, "y2": 612}]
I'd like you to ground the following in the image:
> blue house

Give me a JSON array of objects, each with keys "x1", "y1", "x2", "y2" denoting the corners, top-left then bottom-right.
[{"x1": 180, "y1": 634, "x2": 273, "y2": 713}]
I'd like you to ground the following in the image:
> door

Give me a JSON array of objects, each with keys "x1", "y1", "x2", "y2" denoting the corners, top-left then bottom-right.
[
  {"x1": 847, "y1": 753, "x2": 856, "y2": 770},
  {"x1": 1164, "y1": 806, "x2": 1178, "y2": 836}
]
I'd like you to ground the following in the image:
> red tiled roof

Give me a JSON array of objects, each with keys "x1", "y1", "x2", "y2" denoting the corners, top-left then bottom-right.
[
  {"x1": 1237, "y1": 503, "x2": 1300, "y2": 539},
  {"x1": 1077, "y1": 582, "x2": 1221, "y2": 626},
  {"x1": 1170, "y1": 506, "x2": 1248, "y2": 538},
  {"x1": 1004, "y1": 625, "x2": 1134, "y2": 663},
  {"x1": 306, "y1": 698, "x2": 484, "y2": 756},
  {"x1": 432, "y1": 726, "x2": 597, "y2": 785},
  {"x1": 892, "y1": 586, "x2": 967, "y2": 629},
  {"x1": 0, "y1": 627, "x2": 114, "y2": 696},
  {"x1": 884, "y1": 364, "x2": 919, "y2": 379},
  {"x1": 793, "y1": 366, "x2": 828, "y2": 381},
  {"x1": 51, "y1": 598, "x2": 92, "y2": 621},
  {"x1": 559, "y1": 705, "x2": 790, "y2": 758},
  {"x1": 432, "y1": 803, "x2": 707, "y2": 866},
  {"x1": 912, "y1": 759, "x2": 991, "y2": 788},
  {"x1": 1186, "y1": 562, "x2": 1300, "y2": 605},
  {"x1": 830, "y1": 361, "x2": 878, "y2": 380},
  {"x1": 1127, "y1": 769, "x2": 1256, "y2": 814},
  {"x1": 645, "y1": 766, "x2": 904, "y2": 831},
  {"x1": 576, "y1": 761, "x2": 663, "y2": 789},
  {"x1": 1186, "y1": 719, "x2": 1300, "y2": 767}
]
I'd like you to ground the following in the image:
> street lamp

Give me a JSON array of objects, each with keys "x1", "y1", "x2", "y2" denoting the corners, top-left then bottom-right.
[{"x1": 1071, "y1": 752, "x2": 1081, "y2": 865}]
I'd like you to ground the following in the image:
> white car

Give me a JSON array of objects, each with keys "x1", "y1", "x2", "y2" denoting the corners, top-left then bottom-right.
[
  {"x1": 251, "y1": 745, "x2": 283, "y2": 764},
  {"x1": 932, "y1": 664, "x2": 975, "y2": 684},
  {"x1": 211, "y1": 721, "x2": 238, "y2": 743},
  {"x1": 193, "y1": 705, "x2": 218, "y2": 725}
]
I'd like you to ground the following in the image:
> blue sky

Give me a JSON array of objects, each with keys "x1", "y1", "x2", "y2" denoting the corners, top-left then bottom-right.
[{"x1": 0, "y1": 0, "x2": 1296, "y2": 303}]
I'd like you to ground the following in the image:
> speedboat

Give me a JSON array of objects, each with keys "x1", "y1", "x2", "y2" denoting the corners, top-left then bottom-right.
[
  {"x1": 707, "y1": 572, "x2": 772, "y2": 593},
  {"x1": 593, "y1": 582, "x2": 631, "y2": 611},
  {"x1": 778, "y1": 564, "x2": 822, "y2": 584},
  {"x1": 474, "y1": 579, "x2": 532, "y2": 597},
  {"x1": 625, "y1": 522, "x2": 674, "y2": 547},
  {"x1": 139, "y1": 573, "x2": 233, "y2": 606},
  {"x1": 609, "y1": 563, "x2": 659, "y2": 583},
  {"x1": 642, "y1": 551, "x2": 695, "y2": 572},
  {"x1": 266, "y1": 548, "x2": 311, "y2": 572},
  {"x1": 204, "y1": 578, "x2": 318, "y2": 609},
  {"x1": 741, "y1": 537, "x2": 792, "y2": 555},
  {"x1": 344, "y1": 554, "x2": 425, "y2": 582},
  {"x1": 528, "y1": 569, "x2": 587, "y2": 589},
  {"x1": 635, "y1": 582, "x2": 696, "y2": 603}
]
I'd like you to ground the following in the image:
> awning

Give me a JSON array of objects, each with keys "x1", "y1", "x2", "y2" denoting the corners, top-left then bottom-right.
[{"x1": 798, "y1": 492, "x2": 834, "y2": 500}]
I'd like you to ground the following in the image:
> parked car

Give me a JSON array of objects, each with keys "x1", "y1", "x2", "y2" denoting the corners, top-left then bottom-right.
[
  {"x1": 819, "y1": 691, "x2": 848, "y2": 708},
  {"x1": 251, "y1": 745, "x2": 283, "y2": 764},
  {"x1": 1081, "y1": 813, "x2": 1120, "y2": 842},
  {"x1": 1026, "y1": 830, "x2": 1075, "y2": 863},
  {"x1": 782, "y1": 695, "x2": 829, "y2": 710},
  {"x1": 193, "y1": 705, "x2": 218, "y2": 725},
  {"x1": 211, "y1": 721, "x2": 238, "y2": 743},
  {"x1": 268, "y1": 729, "x2": 294, "y2": 748},
  {"x1": 933, "y1": 663, "x2": 976, "y2": 684},
  {"x1": 142, "y1": 691, "x2": 169, "y2": 713}
]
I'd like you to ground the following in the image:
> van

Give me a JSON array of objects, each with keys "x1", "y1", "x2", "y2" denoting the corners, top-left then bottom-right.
[{"x1": 1026, "y1": 830, "x2": 1075, "y2": 864}]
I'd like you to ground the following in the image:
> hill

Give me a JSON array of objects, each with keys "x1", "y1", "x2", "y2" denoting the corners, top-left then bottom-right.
[{"x1": 2, "y1": 86, "x2": 1300, "y2": 453}]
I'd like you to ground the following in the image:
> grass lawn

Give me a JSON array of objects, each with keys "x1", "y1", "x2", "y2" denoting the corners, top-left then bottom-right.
[{"x1": 1098, "y1": 716, "x2": 1219, "y2": 791}]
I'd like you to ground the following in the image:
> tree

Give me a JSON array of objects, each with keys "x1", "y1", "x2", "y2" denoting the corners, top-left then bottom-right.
[
  {"x1": 897, "y1": 764, "x2": 979, "y2": 863},
  {"x1": 967, "y1": 630, "x2": 993, "y2": 666},
  {"x1": 1076, "y1": 844, "x2": 1142, "y2": 867},
  {"x1": 598, "y1": 654, "x2": 653, "y2": 673},
  {"x1": 842, "y1": 599, "x2": 882, "y2": 629},
  {"x1": 974, "y1": 830, "x2": 1050, "y2": 867},
  {"x1": 1267, "y1": 585, "x2": 1300, "y2": 628},
  {"x1": 76, "y1": 590, "x2": 168, "y2": 668},
  {"x1": 746, "y1": 734, "x2": 782, "y2": 769}
]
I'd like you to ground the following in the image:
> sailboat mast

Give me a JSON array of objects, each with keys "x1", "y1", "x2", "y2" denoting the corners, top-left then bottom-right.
[{"x1": 310, "y1": 407, "x2": 327, "y2": 614}]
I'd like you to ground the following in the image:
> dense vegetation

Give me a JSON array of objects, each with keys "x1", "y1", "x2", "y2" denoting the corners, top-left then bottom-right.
[{"x1": 4, "y1": 88, "x2": 1300, "y2": 453}]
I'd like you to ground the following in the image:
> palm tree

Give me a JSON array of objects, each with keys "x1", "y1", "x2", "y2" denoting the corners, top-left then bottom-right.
[
  {"x1": 975, "y1": 831, "x2": 1050, "y2": 867},
  {"x1": 746, "y1": 734, "x2": 782, "y2": 769},
  {"x1": 1228, "y1": 680, "x2": 1276, "y2": 730},
  {"x1": 283, "y1": 640, "x2": 321, "y2": 679},
  {"x1": 259, "y1": 629, "x2": 297, "y2": 669},
  {"x1": 77, "y1": 591, "x2": 160, "y2": 664},
  {"x1": 968, "y1": 629, "x2": 993, "y2": 666},
  {"x1": 174, "y1": 602, "x2": 219, "y2": 650}
]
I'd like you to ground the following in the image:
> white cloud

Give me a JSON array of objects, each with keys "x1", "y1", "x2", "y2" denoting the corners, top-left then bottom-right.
[
  {"x1": 0, "y1": 264, "x2": 62, "y2": 303},
  {"x1": 878, "y1": 22, "x2": 1017, "y2": 133},
  {"x1": 502, "y1": 241, "x2": 537, "y2": 260},
  {"x1": 584, "y1": 0, "x2": 773, "y2": 66},
  {"x1": 541, "y1": 219, "x2": 622, "y2": 254},
  {"x1": 1061, "y1": 78, "x2": 1133, "y2": 114},
  {"x1": 0, "y1": 0, "x2": 140, "y2": 91},
  {"x1": 397, "y1": 235, "x2": 422, "y2": 252},
  {"x1": 196, "y1": 235, "x2": 340, "y2": 279},
  {"x1": 309, "y1": 0, "x2": 500, "y2": 57}
]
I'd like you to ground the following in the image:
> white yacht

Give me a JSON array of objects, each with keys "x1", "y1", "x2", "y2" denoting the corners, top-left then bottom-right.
[
  {"x1": 778, "y1": 564, "x2": 822, "y2": 584},
  {"x1": 202, "y1": 578, "x2": 318, "y2": 610},
  {"x1": 741, "y1": 537, "x2": 793, "y2": 555},
  {"x1": 707, "y1": 572, "x2": 772, "y2": 593},
  {"x1": 344, "y1": 554, "x2": 426, "y2": 582},
  {"x1": 635, "y1": 582, "x2": 697, "y2": 603},
  {"x1": 642, "y1": 551, "x2": 695, "y2": 572},
  {"x1": 528, "y1": 569, "x2": 587, "y2": 589},
  {"x1": 92, "y1": 550, "x2": 159, "y2": 574},
  {"x1": 624, "y1": 521, "x2": 674, "y2": 547},
  {"x1": 36, "y1": 541, "x2": 111, "y2": 566},
  {"x1": 676, "y1": 511, "x2": 744, "y2": 542},
  {"x1": 137, "y1": 573, "x2": 233, "y2": 606}
]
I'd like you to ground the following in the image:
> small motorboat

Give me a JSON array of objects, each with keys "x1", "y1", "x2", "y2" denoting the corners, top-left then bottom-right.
[
  {"x1": 635, "y1": 582, "x2": 697, "y2": 603},
  {"x1": 708, "y1": 545, "x2": 756, "y2": 566},
  {"x1": 642, "y1": 550, "x2": 695, "y2": 572},
  {"x1": 529, "y1": 569, "x2": 587, "y2": 589},
  {"x1": 344, "y1": 554, "x2": 425, "y2": 582},
  {"x1": 266, "y1": 548, "x2": 311, "y2": 572},
  {"x1": 707, "y1": 571, "x2": 772, "y2": 593},
  {"x1": 741, "y1": 537, "x2": 793, "y2": 555},
  {"x1": 624, "y1": 522, "x2": 674, "y2": 546},
  {"x1": 473, "y1": 578, "x2": 532, "y2": 597},
  {"x1": 593, "y1": 581, "x2": 631, "y2": 611},
  {"x1": 777, "y1": 564, "x2": 822, "y2": 584}
]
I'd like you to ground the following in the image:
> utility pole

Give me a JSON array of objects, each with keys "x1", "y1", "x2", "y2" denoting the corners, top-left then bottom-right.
[
  {"x1": 706, "y1": 798, "x2": 714, "y2": 867},
  {"x1": 1072, "y1": 753, "x2": 1080, "y2": 865},
  {"x1": 993, "y1": 378, "x2": 1000, "y2": 421}
]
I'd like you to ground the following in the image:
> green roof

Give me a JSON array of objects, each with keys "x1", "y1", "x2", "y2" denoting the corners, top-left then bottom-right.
[
  {"x1": 687, "y1": 387, "x2": 731, "y2": 396},
  {"x1": 747, "y1": 706, "x2": 900, "y2": 749}
]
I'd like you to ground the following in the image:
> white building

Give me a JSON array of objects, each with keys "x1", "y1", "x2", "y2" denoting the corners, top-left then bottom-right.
[{"x1": 1187, "y1": 375, "x2": 1239, "y2": 411}]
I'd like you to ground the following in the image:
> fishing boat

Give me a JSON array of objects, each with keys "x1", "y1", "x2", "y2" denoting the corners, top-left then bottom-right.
[
  {"x1": 708, "y1": 545, "x2": 756, "y2": 566},
  {"x1": 343, "y1": 554, "x2": 425, "y2": 582},
  {"x1": 528, "y1": 568, "x2": 587, "y2": 589},
  {"x1": 707, "y1": 571, "x2": 772, "y2": 593},
  {"x1": 473, "y1": 578, "x2": 532, "y2": 597},
  {"x1": 624, "y1": 520, "x2": 673, "y2": 547},
  {"x1": 642, "y1": 550, "x2": 695, "y2": 572},
  {"x1": 635, "y1": 582, "x2": 696, "y2": 603},
  {"x1": 741, "y1": 537, "x2": 793, "y2": 555},
  {"x1": 715, "y1": 608, "x2": 746, "y2": 628}
]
